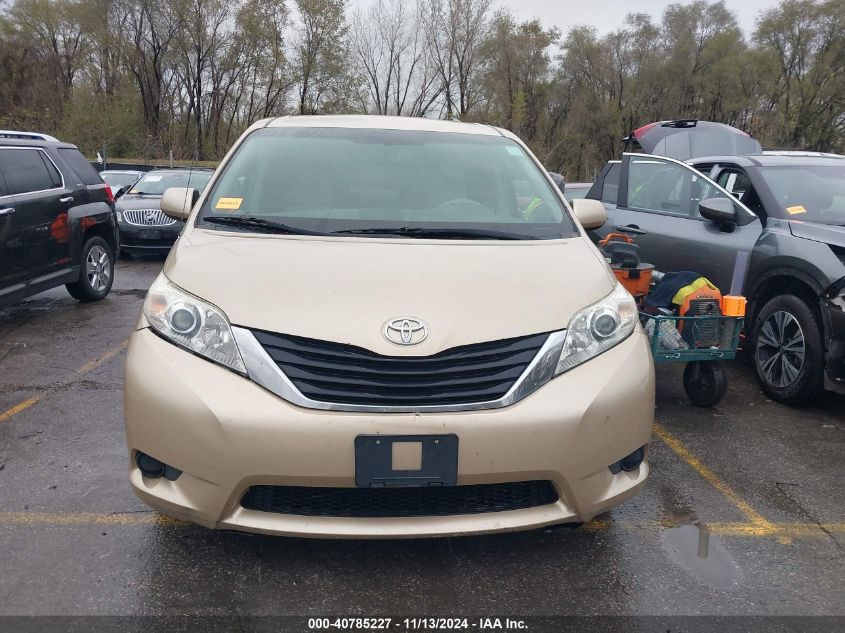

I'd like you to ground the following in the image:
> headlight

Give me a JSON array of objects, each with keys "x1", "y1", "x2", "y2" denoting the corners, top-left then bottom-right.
[
  {"x1": 115, "y1": 210, "x2": 123, "y2": 222},
  {"x1": 555, "y1": 282, "x2": 638, "y2": 375},
  {"x1": 143, "y1": 273, "x2": 246, "y2": 375}
]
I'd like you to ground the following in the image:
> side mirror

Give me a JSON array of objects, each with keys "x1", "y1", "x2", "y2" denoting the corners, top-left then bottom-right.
[
  {"x1": 572, "y1": 198, "x2": 607, "y2": 230},
  {"x1": 699, "y1": 197, "x2": 736, "y2": 224},
  {"x1": 114, "y1": 186, "x2": 126, "y2": 200},
  {"x1": 160, "y1": 187, "x2": 199, "y2": 221},
  {"x1": 548, "y1": 171, "x2": 566, "y2": 193}
]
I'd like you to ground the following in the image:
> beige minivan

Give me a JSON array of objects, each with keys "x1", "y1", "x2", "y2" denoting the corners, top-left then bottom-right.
[{"x1": 123, "y1": 115, "x2": 655, "y2": 538}]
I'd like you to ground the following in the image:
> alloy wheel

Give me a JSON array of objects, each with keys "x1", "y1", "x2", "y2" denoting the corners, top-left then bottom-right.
[
  {"x1": 85, "y1": 245, "x2": 111, "y2": 293},
  {"x1": 755, "y1": 310, "x2": 805, "y2": 388}
]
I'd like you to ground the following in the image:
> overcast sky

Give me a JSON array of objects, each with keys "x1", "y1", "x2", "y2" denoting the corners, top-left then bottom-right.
[{"x1": 352, "y1": 0, "x2": 780, "y2": 37}]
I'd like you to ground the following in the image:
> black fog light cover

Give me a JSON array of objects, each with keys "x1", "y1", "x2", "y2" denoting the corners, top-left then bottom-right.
[
  {"x1": 135, "y1": 451, "x2": 182, "y2": 481},
  {"x1": 621, "y1": 447, "x2": 645, "y2": 472},
  {"x1": 608, "y1": 446, "x2": 646, "y2": 474}
]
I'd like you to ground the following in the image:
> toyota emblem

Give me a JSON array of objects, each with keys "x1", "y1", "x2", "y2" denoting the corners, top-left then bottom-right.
[{"x1": 383, "y1": 317, "x2": 428, "y2": 346}]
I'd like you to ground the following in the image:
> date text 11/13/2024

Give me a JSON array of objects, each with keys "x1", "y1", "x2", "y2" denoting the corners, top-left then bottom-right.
[{"x1": 307, "y1": 617, "x2": 528, "y2": 630}]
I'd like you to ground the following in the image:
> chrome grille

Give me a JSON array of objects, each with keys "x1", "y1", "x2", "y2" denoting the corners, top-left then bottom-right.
[
  {"x1": 251, "y1": 330, "x2": 549, "y2": 407},
  {"x1": 122, "y1": 208, "x2": 177, "y2": 227}
]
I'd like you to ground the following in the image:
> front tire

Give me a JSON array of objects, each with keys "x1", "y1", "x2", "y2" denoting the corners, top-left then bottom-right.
[
  {"x1": 66, "y1": 236, "x2": 114, "y2": 302},
  {"x1": 752, "y1": 294, "x2": 824, "y2": 405}
]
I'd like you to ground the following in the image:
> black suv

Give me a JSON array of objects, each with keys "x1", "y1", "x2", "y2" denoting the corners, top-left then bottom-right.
[
  {"x1": 0, "y1": 131, "x2": 119, "y2": 308},
  {"x1": 590, "y1": 121, "x2": 845, "y2": 404}
]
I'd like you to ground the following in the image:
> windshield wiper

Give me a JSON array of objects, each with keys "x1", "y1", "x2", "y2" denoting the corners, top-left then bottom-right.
[
  {"x1": 332, "y1": 227, "x2": 540, "y2": 240},
  {"x1": 202, "y1": 216, "x2": 330, "y2": 236}
]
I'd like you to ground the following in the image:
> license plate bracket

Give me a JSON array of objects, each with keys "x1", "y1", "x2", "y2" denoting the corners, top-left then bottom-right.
[
  {"x1": 355, "y1": 434, "x2": 458, "y2": 488},
  {"x1": 138, "y1": 229, "x2": 162, "y2": 240}
]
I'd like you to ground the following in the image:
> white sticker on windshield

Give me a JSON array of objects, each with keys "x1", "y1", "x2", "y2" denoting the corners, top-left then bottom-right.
[
  {"x1": 144, "y1": 175, "x2": 162, "y2": 182},
  {"x1": 506, "y1": 146, "x2": 524, "y2": 156}
]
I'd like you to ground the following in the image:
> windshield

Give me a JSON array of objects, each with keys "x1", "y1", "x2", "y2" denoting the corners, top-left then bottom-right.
[
  {"x1": 131, "y1": 171, "x2": 212, "y2": 196},
  {"x1": 101, "y1": 172, "x2": 139, "y2": 189},
  {"x1": 197, "y1": 127, "x2": 576, "y2": 240},
  {"x1": 757, "y1": 165, "x2": 845, "y2": 224}
]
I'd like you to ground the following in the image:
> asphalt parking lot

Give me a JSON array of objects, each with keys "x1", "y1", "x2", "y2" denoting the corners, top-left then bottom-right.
[{"x1": 0, "y1": 256, "x2": 843, "y2": 625}]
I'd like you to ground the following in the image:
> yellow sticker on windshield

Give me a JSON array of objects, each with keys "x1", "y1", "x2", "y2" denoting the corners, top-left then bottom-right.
[
  {"x1": 786, "y1": 205, "x2": 807, "y2": 215},
  {"x1": 216, "y1": 197, "x2": 243, "y2": 210}
]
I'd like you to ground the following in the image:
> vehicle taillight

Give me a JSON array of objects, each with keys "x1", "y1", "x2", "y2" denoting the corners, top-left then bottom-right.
[{"x1": 104, "y1": 184, "x2": 115, "y2": 204}]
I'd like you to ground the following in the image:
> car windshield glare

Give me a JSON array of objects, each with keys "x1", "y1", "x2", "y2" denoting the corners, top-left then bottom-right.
[
  {"x1": 102, "y1": 173, "x2": 139, "y2": 189},
  {"x1": 757, "y1": 165, "x2": 845, "y2": 224},
  {"x1": 131, "y1": 171, "x2": 212, "y2": 196},
  {"x1": 197, "y1": 127, "x2": 576, "y2": 240}
]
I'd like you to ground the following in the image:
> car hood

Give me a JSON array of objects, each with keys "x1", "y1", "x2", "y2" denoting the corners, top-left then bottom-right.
[
  {"x1": 789, "y1": 220, "x2": 845, "y2": 249},
  {"x1": 163, "y1": 229, "x2": 616, "y2": 356}
]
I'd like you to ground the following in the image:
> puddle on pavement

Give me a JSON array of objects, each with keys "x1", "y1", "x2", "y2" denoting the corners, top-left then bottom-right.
[{"x1": 663, "y1": 511, "x2": 739, "y2": 590}]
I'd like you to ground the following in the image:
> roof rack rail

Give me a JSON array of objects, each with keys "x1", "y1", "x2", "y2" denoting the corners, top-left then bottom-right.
[
  {"x1": 147, "y1": 165, "x2": 215, "y2": 171},
  {"x1": 762, "y1": 149, "x2": 845, "y2": 159},
  {"x1": 0, "y1": 130, "x2": 60, "y2": 142}
]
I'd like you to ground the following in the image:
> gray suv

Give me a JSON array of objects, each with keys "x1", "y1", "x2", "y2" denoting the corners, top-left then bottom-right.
[{"x1": 590, "y1": 136, "x2": 845, "y2": 405}]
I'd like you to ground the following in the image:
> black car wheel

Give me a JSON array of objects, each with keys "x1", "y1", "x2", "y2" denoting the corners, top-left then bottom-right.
[
  {"x1": 752, "y1": 294, "x2": 824, "y2": 405},
  {"x1": 66, "y1": 236, "x2": 114, "y2": 302}
]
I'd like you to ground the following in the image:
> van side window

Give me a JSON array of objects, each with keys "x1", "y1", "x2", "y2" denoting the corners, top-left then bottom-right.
[{"x1": 0, "y1": 148, "x2": 57, "y2": 195}]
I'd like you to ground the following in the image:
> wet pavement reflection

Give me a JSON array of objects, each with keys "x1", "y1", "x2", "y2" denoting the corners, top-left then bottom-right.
[{"x1": 663, "y1": 511, "x2": 739, "y2": 589}]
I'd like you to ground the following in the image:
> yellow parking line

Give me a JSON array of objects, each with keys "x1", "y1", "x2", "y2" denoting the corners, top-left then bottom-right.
[
  {"x1": 653, "y1": 423, "x2": 777, "y2": 533},
  {"x1": 0, "y1": 395, "x2": 46, "y2": 423},
  {"x1": 73, "y1": 340, "x2": 128, "y2": 375},
  {"x1": 706, "y1": 522, "x2": 845, "y2": 538},
  {"x1": 0, "y1": 339, "x2": 128, "y2": 424}
]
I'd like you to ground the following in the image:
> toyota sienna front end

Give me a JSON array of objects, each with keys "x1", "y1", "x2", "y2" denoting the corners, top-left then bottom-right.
[{"x1": 123, "y1": 116, "x2": 655, "y2": 538}]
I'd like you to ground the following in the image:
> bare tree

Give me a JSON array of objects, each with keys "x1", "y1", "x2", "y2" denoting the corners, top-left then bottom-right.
[
  {"x1": 115, "y1": 0, "x2": 181, "y2": 142},
  {"x1": 173, "y1": 0, "x2": 230, "y2": 158},
  {"x1": 293, "y1": 0, "x2": 352, "y2": 115},
  {"x1": 10, "y1": 0, "x2": 88, "y2": 99},
  {"x1": 351, "y1": 0, "x2": 440, "y2": 116},
  {"x1": 423, "y1": 0, "x2": 491, "y2": 118}
]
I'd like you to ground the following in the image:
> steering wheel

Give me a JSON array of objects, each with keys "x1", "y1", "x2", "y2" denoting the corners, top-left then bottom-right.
[{"x1": 436, "y1": 197, "x2": 486, "y2": 210}]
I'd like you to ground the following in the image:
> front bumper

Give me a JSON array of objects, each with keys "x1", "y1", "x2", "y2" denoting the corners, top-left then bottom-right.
[
  {"x1": 124, "y1": 328, "x2": 655, "y2": 538},
  {"x1": 117, "y1": 221, "x2": 181, "y2": 252}
]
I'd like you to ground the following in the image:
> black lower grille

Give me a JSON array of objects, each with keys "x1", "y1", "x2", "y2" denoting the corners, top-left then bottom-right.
[
  {"x1": 251, "y1": 330, "x2": 549, "y2": 407},
  {"x1": 240, "y1": 481, "x2": 559, "y2": 518}
]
